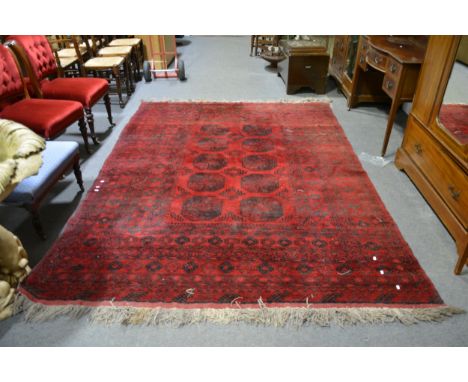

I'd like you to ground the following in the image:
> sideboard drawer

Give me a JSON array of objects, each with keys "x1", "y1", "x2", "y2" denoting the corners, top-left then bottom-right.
[
  {"x1": 382, "y1": 75, "x2": 397, "y2": 99},
  {"x1": 404, "y1": 122, "x2": 468, "y2": 227},
  {"x1": 386, "y1": 57, "x2": 402, "y2": 79},
  {"x1": 366, "y1": 46, "x2": 387, "y2": 72}
]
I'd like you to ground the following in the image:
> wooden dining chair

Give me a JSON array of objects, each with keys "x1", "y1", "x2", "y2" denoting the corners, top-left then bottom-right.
[
  {"x1": 71, "y1": 35, "x2": 133, "y2": 108},
  {"x1": 107, "y1": 36, "x2": 143, "y2": 81},
  {"x1": 47, "y1": 35, "x2": 85, "y2": 77}
]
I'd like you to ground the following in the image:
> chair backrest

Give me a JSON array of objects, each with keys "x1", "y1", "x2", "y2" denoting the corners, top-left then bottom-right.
[
  {"x1": 0, "y1": 44, "x2": 26, "y2": 111},
  {"x1": 6, "y1": 35, "x2": 58, "y2": 81}
]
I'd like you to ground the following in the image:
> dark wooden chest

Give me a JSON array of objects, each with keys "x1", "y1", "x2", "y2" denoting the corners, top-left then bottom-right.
[{"x1": 277, "y1": 39, "x2": 329, "y2": 95}]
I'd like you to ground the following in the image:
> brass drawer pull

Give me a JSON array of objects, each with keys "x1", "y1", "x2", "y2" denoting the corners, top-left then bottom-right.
[
  {"x1": 390, "y1": 63, "x2": 397, "y2": 73},
  {"x1": 386, "y1": 80, "x2": 394, "y2": 90},
  {"x1": 374, "y1": 56, "x2": 381, "y2": 64},
  {"x1": 305, "y1": 65, "x2": 312, "y2": 69},
  {"x1": 448, "y1": 185, "x2": 461, "y2": 201},
  {"x1": 414, "y1": 143, "x2": 423, "y2": 155}
]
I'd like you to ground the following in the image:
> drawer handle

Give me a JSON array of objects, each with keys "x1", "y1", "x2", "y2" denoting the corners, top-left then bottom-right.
[
  {"x1": 390, "y1": 63, "x2": 397, "y2": 73},
  {"x1": 448, "y1": 185, "x2": 461, "y2": 201},
  {"x1": 374, "y1": 56, "x2": 381, "y2": 64},
  {"x1": 305, "y1": 65, "x2": 312, "y2": 69},
  {"x1": 386, "y1": 80, "x2": 394, "y2": 90},
  {"x1": 414, "y1": 143, "x2": 423, "y2": 155}
]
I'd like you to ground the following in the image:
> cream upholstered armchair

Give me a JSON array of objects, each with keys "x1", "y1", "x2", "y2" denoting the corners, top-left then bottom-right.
[{"x1": 0, "y1": 119, "x2": 44, "y2": 320}]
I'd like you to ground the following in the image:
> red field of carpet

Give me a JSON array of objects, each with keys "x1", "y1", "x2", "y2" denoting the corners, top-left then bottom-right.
[{"x1": 18, "y1": 101, "x2": 460, "y2": 325}]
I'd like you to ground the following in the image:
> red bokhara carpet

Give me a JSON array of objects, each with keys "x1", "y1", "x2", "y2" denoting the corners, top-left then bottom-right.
[
  {"x1": 17, "y1": 101, "x2": 462, "y2": 326},
  {"x1": 439, "y1": 104, "x2": 468, "y2": 145}
]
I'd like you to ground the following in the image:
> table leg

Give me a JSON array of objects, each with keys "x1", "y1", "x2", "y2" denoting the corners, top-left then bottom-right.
[
  {"x1": 381, "y1": 99, "x2": 402, "y2": 157},
  {"x1": 454, "y1": 237, "x2": 468, "y2": 275}
]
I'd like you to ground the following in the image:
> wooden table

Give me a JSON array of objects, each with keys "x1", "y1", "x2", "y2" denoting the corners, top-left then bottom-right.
[{"x1": 353, "y1": 36, "x2": 428, "y2": 156}]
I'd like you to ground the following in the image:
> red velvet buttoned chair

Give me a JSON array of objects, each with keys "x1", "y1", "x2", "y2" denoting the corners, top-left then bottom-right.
[
  {"x1": 5, "y1": 35, "x2": 114, "y2": 145},
  {"x1": 0, "y1": 44, "x2": 90, "y2": 151}
]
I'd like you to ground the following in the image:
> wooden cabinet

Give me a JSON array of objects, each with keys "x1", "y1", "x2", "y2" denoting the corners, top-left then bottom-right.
[
  {"x1": 395, "y1": 36, "x2": 468, "y2": 274},
  {"x1": 329, "y1": 36, "x2": 389, "y2": 108}
]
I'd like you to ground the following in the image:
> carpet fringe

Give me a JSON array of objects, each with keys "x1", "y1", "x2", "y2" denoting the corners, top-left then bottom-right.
[
  {"x1": 143, "y1": 98, "x2": 332, "y2": 104},
  {"x1": 12, "y1": 295, "x2": 465, "y2": 327}
]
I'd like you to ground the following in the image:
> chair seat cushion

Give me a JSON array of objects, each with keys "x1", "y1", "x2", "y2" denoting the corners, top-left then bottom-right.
[
  {"x1": 59, "y1": 56, "x2": 78, "y2": 68},
  {"x1": 109, "y1": 38, "x2": 141, "y2": 46},
  {"x1": 41, "y1": 78, "x2": 108, "y2": 108},
  {"x1": 98, "y1": 46, "x2": 132, "y2": 56},
  {"x1": 57, "y1": 47, "x2": 86, "y2": 58},
  {"x1": 0, "y1": 99, "x2": 83, "y2": 139},
  {"x1": 3, "y1": 141, "x2": 79, "y2": 204},
  {"x1": 84, "y1": 56, "x2": 124, "y2": 68}
]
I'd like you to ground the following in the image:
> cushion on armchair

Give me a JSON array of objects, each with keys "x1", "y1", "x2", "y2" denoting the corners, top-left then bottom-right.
[{"x1": 4, "y1": 141, "x2": 79, "y2": 204}]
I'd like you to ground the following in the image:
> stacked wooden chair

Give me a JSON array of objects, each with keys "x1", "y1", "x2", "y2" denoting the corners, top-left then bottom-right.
[
  {"x1": 69, "y1": 35, "x2": 134, "y2": 108},
  {"x1": 106, "y1": 36, "x2": 143, "y2": 81},
  {"x1": 47, "y1": 35, "x2": 88, "y2": 77}
]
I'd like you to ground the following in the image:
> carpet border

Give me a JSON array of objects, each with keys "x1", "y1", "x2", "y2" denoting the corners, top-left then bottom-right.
[
  {"x1": 142, "y1": 97, "x2": 332, "y2": 104},
  {"x1": 13, "y1": 292, "x2": 464, "y2": 327}
]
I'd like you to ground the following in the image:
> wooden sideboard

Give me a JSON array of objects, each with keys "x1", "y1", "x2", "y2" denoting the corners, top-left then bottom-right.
[
  {"x1": 330, "y1": 36, "x2": 428, "y2": 156},
  {"x1": 395, "y1": 36, "x2": 468, "y2": 275}
]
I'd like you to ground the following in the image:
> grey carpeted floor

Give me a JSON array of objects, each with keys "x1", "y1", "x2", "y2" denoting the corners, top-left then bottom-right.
[{"x1": 1, "y1": 36, "x2": 467, "y2": 346}]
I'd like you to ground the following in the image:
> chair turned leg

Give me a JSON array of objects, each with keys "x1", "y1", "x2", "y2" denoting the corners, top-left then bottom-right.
[
  {"x1": 125, "y1": 57, "x2": 134, "y2": 95},
  {"x1": 73, "y1": 159, "x2": 85, "y2": 192},
  {"x1": 134, "y1": 48, "x2": 142, "y2": 81},
  {"x1": 25, "y1": 207, "x2": 46, "y2": 240},
  {"x1": 85, "y1": 108, "x2": 100, "y2": 145},
  {"x1": 103, "y1": 93, "x2": 115, "y2": 127},
  {"x1": 113, "y1": 67, "x2": 125, "y2": 108},
  {"x1": 78, "y1": 117, "x2": 91, "y2": 154}
]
